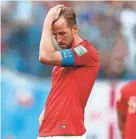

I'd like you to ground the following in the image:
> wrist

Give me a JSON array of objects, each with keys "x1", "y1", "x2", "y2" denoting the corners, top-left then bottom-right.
[{"x1": 44, "y1": 19, "x2": 52, "y2": 31}]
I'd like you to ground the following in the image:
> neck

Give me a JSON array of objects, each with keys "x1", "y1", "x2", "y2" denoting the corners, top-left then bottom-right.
[{"x1": 73, "y1": 34, "x2": 83, "y2": 46}]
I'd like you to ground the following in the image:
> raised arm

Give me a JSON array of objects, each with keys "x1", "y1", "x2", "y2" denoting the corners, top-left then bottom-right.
[{"x1": 39, "y1": 5, "x2": 64, "y2": 66}]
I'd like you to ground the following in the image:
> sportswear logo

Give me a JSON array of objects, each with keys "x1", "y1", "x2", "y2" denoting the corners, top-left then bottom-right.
[
  {"x1": 59, "y1": 125, "x2": 66, "y2": 129},
  {"x1": 74, "y1": 45, "x2": 88, "y2": 56}
]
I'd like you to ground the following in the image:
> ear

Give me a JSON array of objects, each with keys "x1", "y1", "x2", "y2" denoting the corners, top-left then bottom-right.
[{"x1": 72, "y1": 24, "x2": 78, "y2": 34}]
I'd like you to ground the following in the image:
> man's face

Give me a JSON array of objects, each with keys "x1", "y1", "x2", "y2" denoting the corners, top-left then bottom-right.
[{"x1": 52, "y1": 17, "x2": 75, "y2": 49}]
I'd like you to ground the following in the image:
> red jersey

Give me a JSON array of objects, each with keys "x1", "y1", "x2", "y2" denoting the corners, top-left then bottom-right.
[
  {"x1": 39, "y1": 40, "x2": 99, "y2": 137},
  {"x1": 117, "y1": 80, "x2": 136, "y2": 139}
]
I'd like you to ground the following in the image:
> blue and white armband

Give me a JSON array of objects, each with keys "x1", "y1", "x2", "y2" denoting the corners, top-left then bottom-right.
[{"x1": 60, "y1": 49, "x2": 75, "y2": 66}]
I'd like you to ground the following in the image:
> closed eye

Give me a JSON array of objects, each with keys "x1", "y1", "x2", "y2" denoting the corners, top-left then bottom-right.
[{"x1": 59, "y1": 32, "x2": 66, "y2": 36}]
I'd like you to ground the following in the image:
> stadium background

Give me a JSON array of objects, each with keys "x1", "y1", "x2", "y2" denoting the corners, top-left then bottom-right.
[{"x1": 1, "y1": 1, "x2": 136, "y2": 139}]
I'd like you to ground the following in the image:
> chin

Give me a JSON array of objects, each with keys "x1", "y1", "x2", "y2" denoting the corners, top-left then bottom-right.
[{"x1": 59, "y1": 45, "x2": 68, "y2": 49}]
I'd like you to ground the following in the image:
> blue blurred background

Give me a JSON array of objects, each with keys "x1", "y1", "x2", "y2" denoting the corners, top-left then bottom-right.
[{"x1": 1, "y1": 1, "x2": 136, "y2": 139}]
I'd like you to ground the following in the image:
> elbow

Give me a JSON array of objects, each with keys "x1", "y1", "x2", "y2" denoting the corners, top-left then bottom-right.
[
  {"x1": 39, "y1": 55, "x2": 47, "y2": 64},
  {"x1": 39, "y1": 53, "x2": 52, "y2": 65}
]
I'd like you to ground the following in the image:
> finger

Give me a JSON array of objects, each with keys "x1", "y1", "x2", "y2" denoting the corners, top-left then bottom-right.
[
  {"x1": 53, "y1": 5, "x2": 64, "y2": 11},
  {"x1": 55, "y1": 8, "x2": 62, "y2": 20},
  {"x1": 56, "y1": 7, "x2": 62, "y2": 14},
  {"x1": 55, "y1": 5, "x2": 64, "y2": 8}
]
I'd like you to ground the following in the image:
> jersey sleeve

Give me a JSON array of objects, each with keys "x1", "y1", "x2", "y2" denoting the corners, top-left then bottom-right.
[
  {"x1": 116, "y1": 87, "x2": 127, "y2": 112},
  {"x1": 60, "y1": 44, "x2": 99, "y2": 67}
]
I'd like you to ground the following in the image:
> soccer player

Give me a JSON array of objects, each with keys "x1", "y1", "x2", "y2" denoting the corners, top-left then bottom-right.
[
  {"x1": 38, "y1": 5, "x2": 99, "y2": 139},
  {"x1": 116, "y1": 80, "x2": 136, "y2": 139}
]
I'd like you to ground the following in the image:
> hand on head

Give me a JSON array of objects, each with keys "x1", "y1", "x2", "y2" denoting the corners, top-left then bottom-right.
[{"x1": 45, "y1": 5, "x2": 65, "y2": 23}]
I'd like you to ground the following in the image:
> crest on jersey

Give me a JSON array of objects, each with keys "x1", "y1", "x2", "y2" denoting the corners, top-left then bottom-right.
[{"x1": 74, "y1": 45, "x2": 88, "y2": 56}]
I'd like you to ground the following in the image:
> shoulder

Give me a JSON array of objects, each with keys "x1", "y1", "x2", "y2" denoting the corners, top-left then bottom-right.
[
  {"x1": 81, "y1": 40, "x2": 96, "y2": 50},
  {"x1": 73, "y1": 40, "x2": 99, "y2": 58},
  {"x1": 84, "y1": 40, "x2": 98, "y2": 55}
]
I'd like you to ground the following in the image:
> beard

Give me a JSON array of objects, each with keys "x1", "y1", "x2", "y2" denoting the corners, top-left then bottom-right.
[{"x1": 59, "y1": 38, "x2": 74, "y2": 50}]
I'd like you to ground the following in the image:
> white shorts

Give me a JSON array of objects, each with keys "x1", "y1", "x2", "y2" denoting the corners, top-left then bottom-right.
[{"x1": 37, "y1": 133, "x2": 86, "y2": 139}]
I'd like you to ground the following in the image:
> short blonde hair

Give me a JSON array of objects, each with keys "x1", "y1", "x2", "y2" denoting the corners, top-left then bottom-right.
[{"x1": 59, "y1": 7, "x2": 77, "y2": 26}]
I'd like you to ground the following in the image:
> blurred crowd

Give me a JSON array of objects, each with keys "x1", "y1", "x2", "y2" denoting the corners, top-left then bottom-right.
[{"x1": 1, "y1": 1, "x2": 136, "y2": 79}]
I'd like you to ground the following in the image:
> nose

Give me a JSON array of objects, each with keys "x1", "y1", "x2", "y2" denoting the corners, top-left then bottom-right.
[{"x1": 56, "y1": 35, "x2": 63, "y2": 43}]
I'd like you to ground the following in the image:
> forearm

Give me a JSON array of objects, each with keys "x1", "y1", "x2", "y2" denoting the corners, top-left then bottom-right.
[{"x1": 39, "y1": 20, "x2": 55, "y2": 60}]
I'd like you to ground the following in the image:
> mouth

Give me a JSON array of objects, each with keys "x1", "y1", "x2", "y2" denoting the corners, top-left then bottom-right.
[{"x1": 59, "y1": 44, "x2": 66, "y2": 48}]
